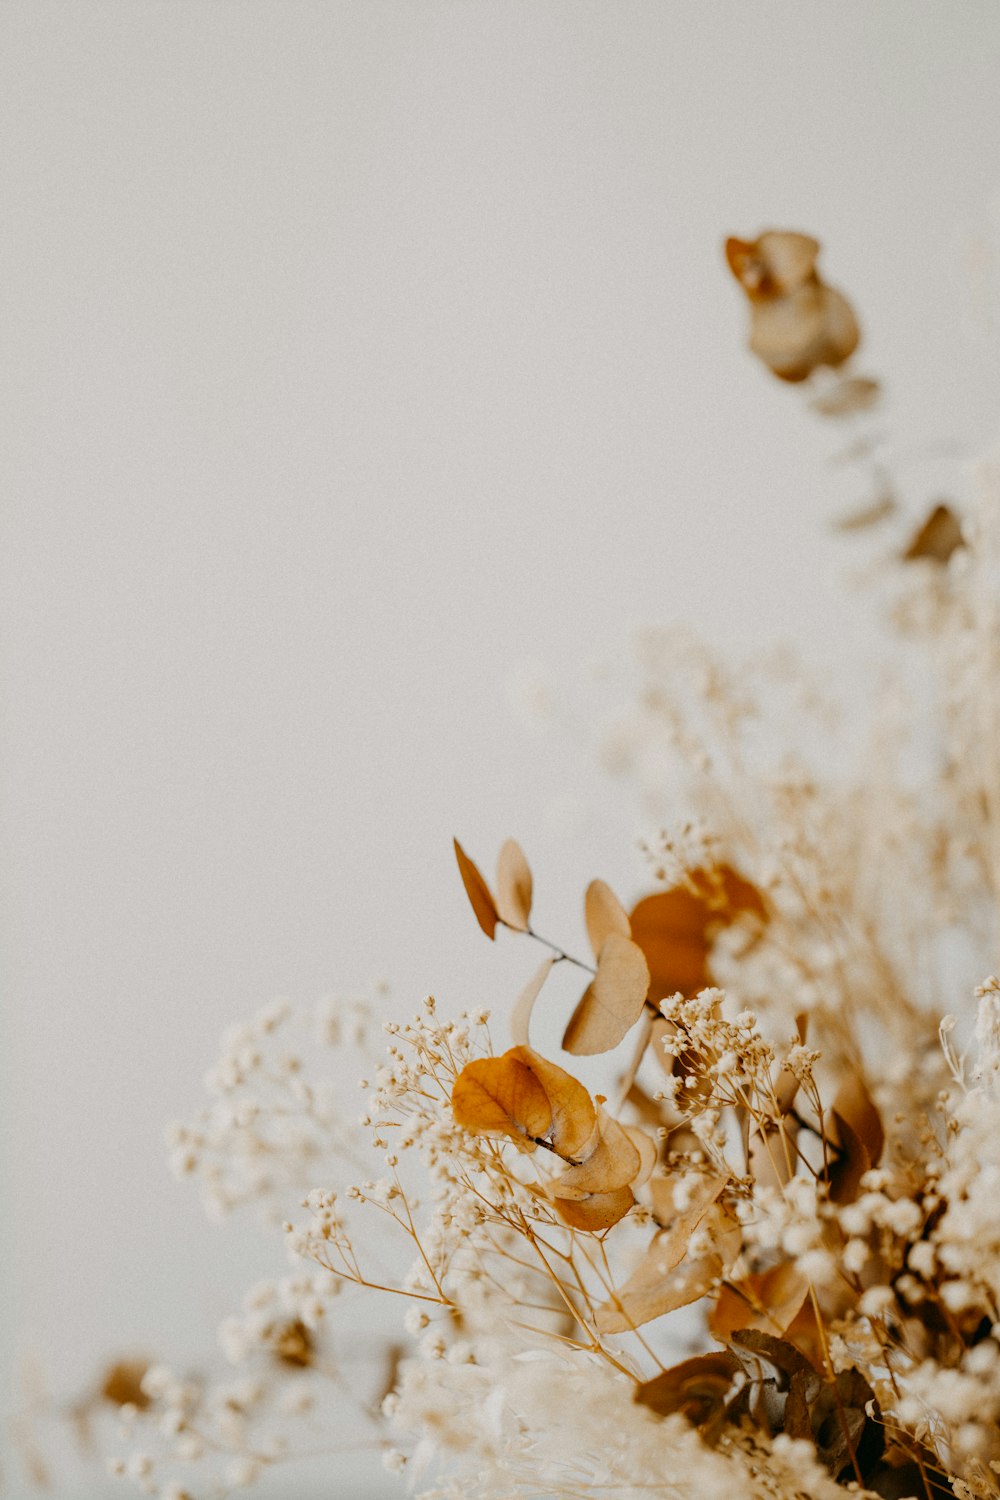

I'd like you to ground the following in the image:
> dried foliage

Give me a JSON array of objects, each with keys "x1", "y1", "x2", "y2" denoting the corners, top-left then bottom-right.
[{"x1": 99, "y1": 235, "x2": 1000, "y2": 1500}]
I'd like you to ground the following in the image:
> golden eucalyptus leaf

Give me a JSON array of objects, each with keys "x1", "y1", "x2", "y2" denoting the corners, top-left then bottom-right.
[
  {"x1": 584, "y1": 878, "x2": 631, "y2": 961},
  {"x1": 495, "y1": 838, "x2": 533, "y2": 931},
  {"x1": 562, "y1": 934, "x2": 650, "y2": 1056}
]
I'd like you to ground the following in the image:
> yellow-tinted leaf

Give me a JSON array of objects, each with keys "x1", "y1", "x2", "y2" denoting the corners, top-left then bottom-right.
[
  {"x1": 555, "y1": 1105, "x2": 641, "y2": 1198},
  {"x1": 509, "y1": 957, "x2": 555, "y2": 1047},
  {"x1": 562, "y1": 933, "x2": 650, "y2": 1056},
  {"x1": 511, "y1": 1045, "x2": 597, "y2": 1160},
  {"x1": 554, "y1": 1185, "x2": 634, "y2": 1232},
  {"x1": 452, "y1": 1053, "x2": 551, "y2": 1152},
  {"x1": 584, "y1": 879, "x2": 631, "y2": 961},
  {"x1": 453, "y1": 839, "x2": 500, "y2": 940},
  {"x1": 496, "y1": 838, "x2": 532, "y2": 931}
]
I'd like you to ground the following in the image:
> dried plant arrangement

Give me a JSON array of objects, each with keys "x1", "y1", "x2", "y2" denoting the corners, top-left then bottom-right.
[{"x1": 63, "y1": 234, "x2": 1000, "y2": 1500}]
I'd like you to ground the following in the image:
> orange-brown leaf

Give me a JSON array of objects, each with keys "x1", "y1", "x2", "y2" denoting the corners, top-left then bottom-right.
[
  {"x1": 826, "y1": 1069, "x2": 884, "y2": 1204},
  {"x1": 554, "y1": 1185, "x2": 635, "y2": 1232},
  {"x1": 630, "y1": 865, "x2": 766, "y2": 1002},
  {"x1": 496, "y1": 838, "x2": 532, "y2": 931},
  {"x1": 629, "y1": 888, "x2": 711, "y2": 1000},
  {"x1": 509, "y1": 957, "x2": 555, "y2": 1047},
  {"x1": 562, "y1": 934, "x2": 650, "y2": 1056},
  {"x1": 452, "y1": 1053, "x2": 551, "y2": 1152},
  {"x1": 453, "y1": 839, "x2": 500, "y2": 940},
  {"x1": 584, "y1": 879, "x2": 631, "y2": 961},
  {"x1": 709, "y1": 1262, "x2": 811, "y2": 1344}
]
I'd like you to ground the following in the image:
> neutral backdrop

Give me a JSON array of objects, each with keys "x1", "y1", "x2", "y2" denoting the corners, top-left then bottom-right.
[{"x1": 4, "y1": 3, "x2": 1000, "y2": 1495}]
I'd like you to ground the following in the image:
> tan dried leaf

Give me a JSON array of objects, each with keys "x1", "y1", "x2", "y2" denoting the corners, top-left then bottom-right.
[
  {"x1": 833, "y1": 490, "x2": 897, "y2": 532},
  {"x1": 709, "y1": 1263, "x2": 811, "y2": 1344},
  {"x1": 562, "y1": 933, "x2": 650, "y2": 1056},
  {"x1": 495, "y1": 838, "x2": 533, "y2": 931},
  {"x1": 453, "y1": 839, "x2": 499, "y2": 940},
  {"x1": 509, "y1": 957, "x2": 555, "y2": 1047},
  {"x1": 596, "y1": 1202, "x2": 740, "y2": 1333},
  {"x1": 649, "y1": 1170, "x2": 729, "y2": 1234},
  {"x1": 554, "y1": 1184, "x2": 635, "y2": 1232},
  {"x1": 749, "y1": 1116, "x2": 800, "y2": 1191},
  {"x1": 623, "y1": 1124, "x2": 657, "y2": 1188},
  {"x1": 452, "y1": 1052, "x2": 552, "y2": 1152},
  {"x1": 584, "y1": 878, "x2": 631, "y2": 961},
  {"x1": 903, "y1": 502, "x2": 965, "y2": 564},
  {"x1": 555, "y1": 1104, "x2": 642, "y2": 1198},
  {"x1": 809, "y1": 375, "x2": 881, "y2": 418},
  {"x1": 726, "y1": 232, "x2": 819, "y2": 298}
]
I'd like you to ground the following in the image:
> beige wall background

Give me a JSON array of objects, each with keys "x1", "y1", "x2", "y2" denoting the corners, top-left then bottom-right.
[{"x1": 3, "y1": 2, "x2": 1000, "y2": 1493}]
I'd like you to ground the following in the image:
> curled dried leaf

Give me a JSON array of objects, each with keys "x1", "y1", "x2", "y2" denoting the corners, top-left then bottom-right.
[
  {"x1": 584, "y1": 878, "x2": 631, "y2": 961},
  {"x1": 562, "y1": 933, "x2": 650, "y2": 1056},
  {"x1": 554, "y1": 1185, "x2": 635, "y2": 1232},
  {"x1": 726, "y1": 231, "x2": 860, "y2": 383},
  {"x1": 554, "y1": 1104, "x2": 641, "y2": 1198},
  {"x1": 451, "y1": 1052, "x2": 552, "y2": 1153},
  {"x1": 272, "y1": 1319, "x2": 315, "y2": 1368},
  {"x1": 511, "y1": 1046, "x2": 597, "y2": 1161},
  {"x1": 509, "y1": 957, "x2": 555, "y2": 1047},
  {"x1": 726, "y1": 232, "x2": 820, "y2": 298},
  {"x1": 495, "y1": 838, "x2": 533, "y2": 931},
  {"x1": 453, "y1": 839, "x2": 500, "y2": 940}
]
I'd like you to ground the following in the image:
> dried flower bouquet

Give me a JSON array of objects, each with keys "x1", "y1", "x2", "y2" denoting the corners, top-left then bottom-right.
[{"x1": 104, "y1": 234, "x2": 1000, "y2": 1500}]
